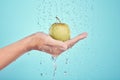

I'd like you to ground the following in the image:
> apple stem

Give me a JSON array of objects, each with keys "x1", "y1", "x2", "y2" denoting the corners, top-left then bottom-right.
[{"x1": 56, "y1": 16, "x2": 61, "y2": 23}]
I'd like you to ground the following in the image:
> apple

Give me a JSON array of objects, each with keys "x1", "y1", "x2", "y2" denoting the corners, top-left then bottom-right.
[{"x1": 49, "y1": 17, "x2": 70, "y2": 42}]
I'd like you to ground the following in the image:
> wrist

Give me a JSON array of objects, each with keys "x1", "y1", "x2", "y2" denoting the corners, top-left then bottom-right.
[
  {"x1": 26, "y1": 33, "x2": 41, "y2": 51},
  {"x1": 19, "y1": 36, "x2": 34, "y2": 52},
  {"x1": 25, "y1": 32, "x2": 45, "y2": 51}
]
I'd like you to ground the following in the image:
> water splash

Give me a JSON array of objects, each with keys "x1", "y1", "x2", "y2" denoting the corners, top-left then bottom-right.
[{"x1": 35, "y1": 0, "x2": 95, "y2": 79}]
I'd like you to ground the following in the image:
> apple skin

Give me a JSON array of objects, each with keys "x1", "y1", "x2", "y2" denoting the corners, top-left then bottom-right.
[{"x1": 49, "y1": 23, "x2": 70, "y2": 42}]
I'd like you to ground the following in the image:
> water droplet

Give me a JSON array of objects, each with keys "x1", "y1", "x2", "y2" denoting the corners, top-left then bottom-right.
[
  {"x1": 65, "y1": 58, "x2": 68, "y2": 64},
  {"x1": 51, "y1": 56, "x2": 57, "y2": 62},
  {"x1": 40, "y1": 61, "x2": 42, "y2": 64},
  {"x1": 27, "y1": 53, "x2": 30, "y2": 55},
  {"x1": 64, "y1": 71, "x2": 67, "y2": 76},
  {"x1": 40, "y1": 73, "x2": 43, "y2": 76}
]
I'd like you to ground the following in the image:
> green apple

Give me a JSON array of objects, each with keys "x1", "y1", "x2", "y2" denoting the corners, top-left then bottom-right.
[{"x1": 49, "y1": 17, "x2": 70, "y2": 42}]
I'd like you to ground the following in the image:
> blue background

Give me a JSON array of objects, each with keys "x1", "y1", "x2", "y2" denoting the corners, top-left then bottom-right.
[{"x1": 0, "y1": 0, "x2": 120, "y2": 80}]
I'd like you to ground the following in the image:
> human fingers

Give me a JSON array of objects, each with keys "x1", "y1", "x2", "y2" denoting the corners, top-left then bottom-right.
[
  {"x1": 46, "y1": 39, "x2": 68, "y2": 50},
  {"x1": 65, "y1": 32, "x2": 88, "y2": 48}
]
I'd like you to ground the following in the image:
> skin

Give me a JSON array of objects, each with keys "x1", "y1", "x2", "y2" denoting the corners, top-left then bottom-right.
[{"x1": 0, "y1": 32, "x2": 88, "y2": 70}]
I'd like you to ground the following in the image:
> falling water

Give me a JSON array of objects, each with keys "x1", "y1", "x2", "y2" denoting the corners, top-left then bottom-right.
[
  {"x1": 36, "y1": 0, "x2": 94, "y2": 79},
  {"x1": 51, "y1": 56, "x2": 57, "y2": 80}
]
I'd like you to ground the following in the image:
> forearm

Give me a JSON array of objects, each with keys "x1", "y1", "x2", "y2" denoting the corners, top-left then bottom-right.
[{"x1": 0, "y1": 36, "x2": 32, "y2": 70}]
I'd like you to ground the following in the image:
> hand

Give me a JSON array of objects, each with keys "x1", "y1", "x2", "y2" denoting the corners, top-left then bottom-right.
[
  {"x1": 0, "y1": 32, "x2": 87, "y2": 70},
  {"x1": 29, "y1": 32, "x2": 88, "y2": 56},
  {"x1": 51, "y1": 32, "x2": 88, "y2": 56},
  {"x1": 29, "y1": 32, "x2": 67, "y2": 54}
]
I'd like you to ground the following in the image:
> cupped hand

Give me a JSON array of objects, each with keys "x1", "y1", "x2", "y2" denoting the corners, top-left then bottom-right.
[
  {"x1": 29, "y1": 32, "x2": 88, "y2": 56},
  {"x1": 51, "y1": 32, "x2": 88, "y2": 56}
]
